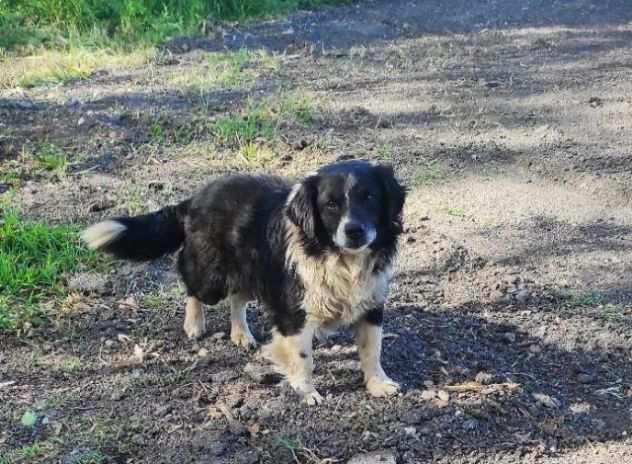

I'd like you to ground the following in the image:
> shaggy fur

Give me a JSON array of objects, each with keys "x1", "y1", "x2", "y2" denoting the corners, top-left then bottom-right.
[{"x1": 82, "y1": 160, "x2": 406, "y2": 402}]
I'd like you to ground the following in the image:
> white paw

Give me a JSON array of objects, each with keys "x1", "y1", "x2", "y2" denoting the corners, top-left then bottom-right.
[
  {"x1": 183, "y1": 318, "x2": 206, "y2": 340},
  {"x1": 302, "y1": 389, "x2": 324, "y2": 406},
  {"x1": 366, "y1": 376, "x2": 400, "y2": 398},
  {"x1": 230, "y1": 328, "x2": 258, "y2": 349}
]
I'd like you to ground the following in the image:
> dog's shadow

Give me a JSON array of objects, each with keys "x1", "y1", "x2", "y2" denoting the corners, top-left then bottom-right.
[{"x1": 292, "y1": 302, "x2": 632, "y2": 446}]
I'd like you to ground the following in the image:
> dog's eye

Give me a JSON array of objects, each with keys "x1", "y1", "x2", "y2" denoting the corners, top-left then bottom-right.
[
  {"x1": 363, "y1": 192, "x2": 374, "y2": 201},
  {"x1": 326, "y1": 200, "x2": 338, "y2": 209}
]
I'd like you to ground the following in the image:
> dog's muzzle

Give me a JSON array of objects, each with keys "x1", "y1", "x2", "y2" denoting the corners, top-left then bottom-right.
[{"x1": 335, "y1": 218, "x2": 376, "y2": 252}]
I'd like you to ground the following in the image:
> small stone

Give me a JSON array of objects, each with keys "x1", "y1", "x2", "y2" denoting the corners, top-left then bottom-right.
[
  {"x1": 211, "y1": 331, "x2": 226, "y2": 340},
  {"x1": 110, "y1": 391, "x2": 125, "y2": 401},
  {"x1": 155, "y1": 404, "x2": 172, "y2": 417},
  {"x1": 577, "y1": 373, "x2": 594, "y2": 384},
  {"x1": 210, "y1": 370, "x2": 239, "y2": 384},
  {"x1": 533, "y1": 392, "x2": 561, "y2": 409},
  {"x1": 502, "y1": 332, "x2": 516, "y2": 343},
  {"x1": 588, "y1": 96, "x2": 603, "y2": 108},
  {"x1": 490, "y1": 290, "x2": 505, "y2": 302},
  {"x1": 131, "y1": 434, "x2": 145, "y2": 446},
  {"x1": 463, "y1": 418, "x2": 479, "y2": 430},
  {"x1": 347, "y1": 450, "x2": 397, "y2": 464},
  {"x1": 104, "y1": 339, "x2": 116, "y2": 348},
  {"x1": 88, "y1": 199, "x2": 115, "y2": 213},
  {"x1": 198, "y1": 348, "x2": 209, "y2": 358},
  {"x1": 68, "y1": 273, "x2": 108, "y2": 295},
  {"x1": 515, "y1": 290, "x2": 530, "y2": 304},
  {"x1": 529, "y1": 344, "x2": 542, "y2": 354},
  {"x1": 243, "y1": 362, "x2": 280, "y2": 384},
  {"x1": 475, "y1": 372, "x2": 494, "y2": 385},
  {"x1": 403, "y1": 426, "x2": 417, "y2": 436},
  {"x1": 420, "y1": 389, "x2": 436, "y2": 401},
  {"x1": 77, "y1": 117, "x2": 85, "y2": 126},
  {"x1": 436, "y1": 390, "x2": 450, "y2": 403}
]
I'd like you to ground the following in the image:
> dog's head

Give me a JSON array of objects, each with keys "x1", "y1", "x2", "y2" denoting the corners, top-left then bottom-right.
[{"x1": 286, "y1": 160, "x2": 406, "y2": 255}]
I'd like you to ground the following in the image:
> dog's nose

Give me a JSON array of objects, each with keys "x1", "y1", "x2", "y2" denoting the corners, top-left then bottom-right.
[{"x1": 344, "y1": 223, "x2": 365, "y2": 241}]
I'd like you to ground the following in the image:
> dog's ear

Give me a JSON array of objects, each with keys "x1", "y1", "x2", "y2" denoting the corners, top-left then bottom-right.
[
  {"x1": 375, "y1": 164, "x2": 406, "y2": 233},
  {"x1": 286, "y1": 176, "x2": 319, "y2": 239}
]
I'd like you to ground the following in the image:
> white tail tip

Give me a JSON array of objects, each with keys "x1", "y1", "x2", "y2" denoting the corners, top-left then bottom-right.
[{"x1": 81, "y1": 220, "x2": 126, "y2": 250}]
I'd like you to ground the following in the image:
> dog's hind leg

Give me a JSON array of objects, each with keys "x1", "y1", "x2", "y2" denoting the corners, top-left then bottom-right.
[
  {"x1": 183, "y1": 296, "x2": 206, "y2": 339},
  {"x1": 229, "y1": 293, "x2": 257, "y2": 349}
]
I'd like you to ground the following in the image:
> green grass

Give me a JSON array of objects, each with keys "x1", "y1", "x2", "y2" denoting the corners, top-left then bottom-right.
[
  {"x1": 0, "y1": 144, "x2": 69, "y2": 186},
  {"x1": 445, "y1": 206, "x2": 466, "y2": 217},
  {"x1": 213, "y1": 95, "x2": 317, "y2": 147},
  {"x1": 0, "y1": 209, "x2": 100, "y2": 332},
  {"x1": 409, "y1": 162, "x2": 445, "y2": 187},
  {"x1": 1, "y1": 46, "x2": 153, "y2": 88},
  {"x1": 69, "y1": 450, "x2": 107, "y2": 464},
  {"x1": 172, "y1": 49, "x2": 278, "y2": 94},
  {"x1": 214, "y1": 103, "x2": 276, "y2": 146},
  {"x1": 34, "y1": 143, "x2": 67, "y2": 177},
  {"x1": 376, "y1": 143, "x2": 394, "y2": 160},
  {"x1": 0, "y1": 440, "x2": 61, "y2": 463},
  {"x1": 1, "y1": 0, "x2": 351, "y2": 52},
  {"x1": 562, "y1": 292, "x2": 606, "y2": 309}
]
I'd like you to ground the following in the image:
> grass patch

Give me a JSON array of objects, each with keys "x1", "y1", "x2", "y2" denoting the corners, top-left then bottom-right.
[
  {"x1": 1, "y1": 0, "x2": 352, "y2": 53},
  {"x1": 69, "y1": 450, "x2": 107, "y2": 464},
  {"x1": 0, "y1": 46, "x2": 153, "y2": 89},
  {"x1": 141, "y1": 294, "x2": 164, "y2": 310},
  {"x1": 562, "y1": 292, "x2": 606, "y2": 308},
  {"x1": 214, "y1": 105, "x2": 275, "y2": 146},
  {"x1": 213, "y1": 94, "x2": 317, "y2": 147},
  {"x1": 0, "y1": 440, "x2": 61, "y2": 463},
  {"x1": 37, "y1": 355, "x2": 83, "y2": 373},
  {"x1": 2, "y1": 143, "x2": 70, "y2": 182},
  {"x1": 409, "y1": 162, "x2": 445, "y2": 187},
  {"x1": 278, "y1": 94, "x2": 315, "y2": 125},
  {"x1": 445, "y1": 206, "x2": 466, "y2": 217},
  {"x1": 239, "y1": 142, "x2": 276, "y2": 165},
  {"x1": 561, "y1": 292, "x2": 627, "y2": 322},
  {"x1": 0, "y1": 209, "x2": 101, "y2": 333},
  {"x1": 171, "y1": 49, "x2": 279, "y2": 94},
  {"x1": 34, "y1": 143, "x2": 68, "y2": 177},
  {"x1": 376, "y1": 143, "x2": 394, "y2": 161},
  {"x1": 277, "y1": 437, "x2": 327, "y2": 463}
]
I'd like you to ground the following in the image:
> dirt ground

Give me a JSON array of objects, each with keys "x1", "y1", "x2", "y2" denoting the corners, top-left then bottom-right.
[{"x1": 2, "y1": 0, "x2": 632, "y2": 462}]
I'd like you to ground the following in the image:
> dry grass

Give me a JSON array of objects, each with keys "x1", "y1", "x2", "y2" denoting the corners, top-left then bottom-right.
[{"x1": 0, "y1": 47, "x2": 154, "y2": 89}]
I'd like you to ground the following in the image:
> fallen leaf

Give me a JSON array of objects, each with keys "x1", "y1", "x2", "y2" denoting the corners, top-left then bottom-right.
[
  {"x1": 247, "y1": 423, "x2": 261, "y2": 436},
  {"x1": 133, "y1": 344, "x2": 145, "y2": 363},
  {"x1": 532, "y1": 393, "x2": 561, "y2": 409},
  {"x1": 208, "y1": 406, "x2": 224, "y2": 419}
]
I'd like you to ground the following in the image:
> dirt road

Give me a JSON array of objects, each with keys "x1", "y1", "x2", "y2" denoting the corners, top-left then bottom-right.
[{"x1": 2, "y1": 0, "x2": 632, "y2": 462}]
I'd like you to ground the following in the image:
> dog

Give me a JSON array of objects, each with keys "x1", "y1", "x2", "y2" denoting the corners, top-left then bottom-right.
[{"x1": 81, "y1": 160, "x2": 406, "y2": 404}]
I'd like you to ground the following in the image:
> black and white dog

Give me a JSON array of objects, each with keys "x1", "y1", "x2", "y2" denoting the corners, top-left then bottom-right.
[{"x1": 82, "y1": 160, "x2": 406, "y2": 404}]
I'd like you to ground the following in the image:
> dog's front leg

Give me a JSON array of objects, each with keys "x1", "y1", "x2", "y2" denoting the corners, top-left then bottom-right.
[
  {"x1": 263, "y1": 323, "x2": 322, "y2": 405},
  {"x1": 357, "y1": 307, "x2": 400, "y2": 397}
]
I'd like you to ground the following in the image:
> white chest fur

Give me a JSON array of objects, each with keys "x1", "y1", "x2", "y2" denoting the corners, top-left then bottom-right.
[{"x1": 286, "y1": 224, "x2": 391, "y2": 327}]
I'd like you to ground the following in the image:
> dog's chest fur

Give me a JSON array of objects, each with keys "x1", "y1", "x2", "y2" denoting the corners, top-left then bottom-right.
[{"x1": 286, "y1": 223, "x2": 391, "y2": 326}]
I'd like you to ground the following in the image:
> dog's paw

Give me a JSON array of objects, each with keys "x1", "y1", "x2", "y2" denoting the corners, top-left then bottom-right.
[
  {"x1": 183, "y1": 319, "x2": 206, "y2": 340},
  {"x1": 230, "y1": 329, "x2": 258, "y2": 349},
  {"x1": 366, "y1": 376, "x2": 400, "y2": 398},
  {"x1": 302, "y1": 389, "x2": 324, "y2": 406}
]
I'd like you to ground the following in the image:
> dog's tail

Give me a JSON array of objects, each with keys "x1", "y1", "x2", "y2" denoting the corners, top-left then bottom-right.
[{"x1": 81, "y1": 199, "x2": 191, "y2": 261}]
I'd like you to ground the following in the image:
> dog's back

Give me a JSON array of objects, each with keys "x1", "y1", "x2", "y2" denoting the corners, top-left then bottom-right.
[{"x1": 178, "y1": 175, "x2": 292, "y2": 306}]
